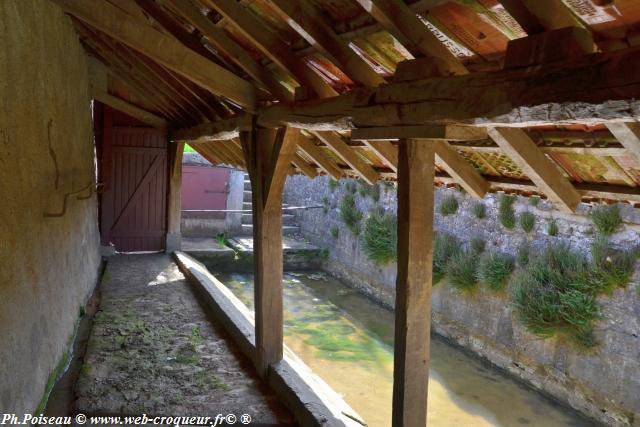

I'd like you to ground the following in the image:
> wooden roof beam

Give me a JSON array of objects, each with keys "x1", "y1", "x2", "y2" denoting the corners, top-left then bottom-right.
[
  {"x1": 432, "y1": 140, "x2": 488, "y2": 199},
  {"x1": 606, "y1": 122, "x2": 640, "y2": 160},
  {"x1": 166, "y1": 0, "x2": 294, "y2": 102},
  {"x1": 487, "y1": 127, "x2": 581, "y2": 212},
  {"x1": 296, "y1": 137, "x2": 343, "y2": 180},
  {"x1": 292, "y1": 153, "x2": 319, "y2": 178},
  {"x1": 55, "y1": 0, "x2": 257, "y2": 110},
  {"x1": 497, "y1": 0, "x2": 545, "y2": 35},
  {"x1": 354, "y1": 0, "x2": 468, "y2": 76},
  {"x1": 171, "y1": 115, "x2": 252, "y2": 142},
  {"x1": 312, "y1": 131, "x2": 379, "y2": 184},
  {"x1": 267, "y1": 0, "x2": 386, "y2": 87},
  {"x1": 94, "y1": 92, "x2": 167, "y2": 131},
  {"x1": 257, "y1": 46, "x2": 640, "y2": 129},
  {"x1": 206, "y1": 0, "x2": 337, "y2": 99},
  {"x1": 351, "y1": 125, "x2": 487, "y2": 141},
  {"x1": 362, "y1": 140, "x2": 398, "y2": 173}
]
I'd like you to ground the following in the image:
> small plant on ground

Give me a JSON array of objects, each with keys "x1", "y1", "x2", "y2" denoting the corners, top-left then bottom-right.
[
  {"x1": 547, "y1": 219, "x2": 559, "y2": 236},
  {"x1": 340, "y1": 194, "x2": 363, "y2": 235},
  {"x1": 590, "y1": 204, "x2": 623, "y2": 236},
  {"x1": 362, "y1": 209, "x2": 397, "y2": 264},
  {"x1": 511, "y1": 244, "x2": 604, "y2": 349},
  {"x1": 519, "y1": 212, "x2": 536, "y2": 233},
  {"x1": 591, "y1": 236, "x2": 637, "y2": 294},
  {"x1": 330, "y1": 226, "x2": 339, "y2": 239},
  {"x1": 472, "y1": 202, "x2": 486, "y2": 219},
  {"x1": 328, "y1": 179, "x2": 339, "y2": 191},
  {"x1": 470, "y1": 237, "x2": 486, "y2": 254},
  {"x1": 445, "y1": 250, "x2": 479, "y2": 292},
  {"x1": 439, "y1": 195, "x2": 459, "y2": 216},
  {"x1": 516, "y1": 243, "x2": 530, "y2": 267},
  {"x1": 215, "y1": 232, "x2": 227, "y2": 248},
  {"x1": 529, "y1": 196, "x2": 541, "y2": 207},
  {"x1": 498, "y1": 195, "x2": 516, "y2": 229},
  {"x1": 382, "y1": 181, "x2": 395, "y2": 191},
  {"x1": 433, "y1": 233, "x2": 461, "y2": 284},
  {"x1": 477, "y1": 252, "x2": 515, "y2": 291}
]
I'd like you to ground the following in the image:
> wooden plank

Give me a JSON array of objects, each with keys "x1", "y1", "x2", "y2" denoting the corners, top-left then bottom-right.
[
  {"x1": 240, "y1": 127, "x2": 299, "y2": 377},
  {"x1": 167, "y1": 0, "x2": 294, "y2": 102},
  {"x1": 292, "y1": 153, "x2": 319, "y2": 178},
  {"x1": 268, "y1": 0, "x2": 386, "y2": 87},
  {"x1": 362, "y1": 140, "x2": 398, "y2": 172},
  {"x1": 296, "y1": 137, "x2": 343, "y2": 179},
  {"x1": 487, "y1": 127, "x2": 581, "y2": 212},
  {"x1": 91, "y1": 93, "x2": 167, "y2": 132},
  {"x1": 351, "y1": 125, "x2": 487, "y2": 141},
  {"x1": 498, "y1": 0, "x2": 545, "y2": 35},
  {"x1": 432, "y1": 140, "x2": 488, "y2": 199},
  {"x1": 393, "y1": 138, "x2": 434, "y2": 427},
  {"x1": 519, "y1": 0, "x2": 585, "y2": 31},
  {"x1": 606, "y1": 122, "x2": 640, "y2": 160},
  {"x1": 191, "y1": 143, "x2": 223, "y2": 165},
  {"x1": 354, "y1": 0, "x2": 468, "y2": 76},
  {"x1": 256, "y1": 46, "x2": 640, "y2": 129},
  {"x1": 54, "y1": 0, "x2": 257, "y2": 110},
  {"x1": 207, "y1": 0, "x2": 337, "y2": 99},
  {"x1": 172, "y1": 115, "x2": 252, "y2": 141},
  {"x1": 312, "y1": 131, "x2": 379, "y2": 184}
]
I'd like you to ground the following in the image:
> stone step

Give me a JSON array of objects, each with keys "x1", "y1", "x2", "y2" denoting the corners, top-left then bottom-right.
[
  {"x1": 242, "y1": 213, "x2": 295, "y2": 225},
  {"x1": 240, "y1": 224, "x2": 299, "y2": 236},
  {"x1": 244, "y1": 180, "x2": 251, "y2": 191},
  {"x1": 243, "y1": 190, "x2": 252, "y2": 202},
  {"x1": 243, "y1": 202, "x2": 252, "y2": 210}
]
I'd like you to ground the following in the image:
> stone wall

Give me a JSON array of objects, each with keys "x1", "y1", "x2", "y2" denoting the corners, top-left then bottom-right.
[
  {"x1": 284, "y1": 175, "x2": 640, "y2": 426},
  {"x1": 0, "y1": 0, "x2": 101, "y2": 414}
]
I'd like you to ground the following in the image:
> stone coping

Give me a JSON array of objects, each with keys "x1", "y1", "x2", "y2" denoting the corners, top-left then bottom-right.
[{"x1": 173, "y1": 251, "x2": 366, "y2": 427}]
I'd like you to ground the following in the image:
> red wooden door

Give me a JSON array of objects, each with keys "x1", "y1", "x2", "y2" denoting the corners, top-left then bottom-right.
[{"x1": 101, "y1": 126, "x2": 168, "y2": 252}]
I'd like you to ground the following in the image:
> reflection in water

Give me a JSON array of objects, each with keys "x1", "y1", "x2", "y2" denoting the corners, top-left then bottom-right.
[{"x1": 214, "y1": 271, "x2": 595, "y2": 427}]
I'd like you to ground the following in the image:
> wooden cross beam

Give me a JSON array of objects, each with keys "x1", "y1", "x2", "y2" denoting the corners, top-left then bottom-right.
[
  {"x1": 54, "y1": 0, "x2": 257, "y2": 110},
  {"x1": 296, "y1": 137, "x2": 344, "y2": 180},
  {"x1": 351, "y1": 125, "x2": 487, "y2": 141},
  {"x1": 606, "y1": 123, "x2": 640, "y2": 160},
  {"x1": 432, "y1": 140, "x2": 488, "y2": 199},
  {"x1": 487, "y1": 127, "x2": 581, "y2": 212},
  {"x1": 240, "y1": 127, "x2": 299, "y2": 377}
]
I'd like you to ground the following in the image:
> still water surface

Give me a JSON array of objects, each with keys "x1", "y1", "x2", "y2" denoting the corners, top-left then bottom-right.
[{"x1": 215, "y1": 271, "x2": 595, "y2": 427}]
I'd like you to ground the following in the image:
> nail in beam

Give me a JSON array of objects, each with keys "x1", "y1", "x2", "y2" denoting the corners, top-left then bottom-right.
[
  {"x1": 240, "y1": 126, "x2": 299, "y2": 376},
  {"x1": 393, "y1": 138, "x2": 434, "y2": 427}
]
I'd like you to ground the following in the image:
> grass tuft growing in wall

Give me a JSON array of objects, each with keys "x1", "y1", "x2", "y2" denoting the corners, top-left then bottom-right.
[
  {"x1": 529, "y1": 196, "x2": 541, "y2": 207},
  {"x1": 358, "y1": 181, "x2": 381, "y2": 202},
  {"x1": 433, "y1": 233, "x2": 461, "y2": 284},
  {"x1": 591, "y1": 236, "x2": 637, "y2": 294},
  {"x1": 519, "y1": 212, "x2": 536, "y2": 233},
  {"x1": 477, "y1": 252, "x2": 515, "y2": 291},
  {"x1": 472, "y1": 202, "x2": 486, "y2": 219},
  {"x1": 445, "y1": 249, "x2": 479, "y2": 292},
  {"x1": 498, "y1": 195, "x2": 516, "y2": 229},
  {"x1": 511, "y1": 244, "x2": 604, "y2": 349},
  {"x1": 362, "y1": 209, "x2": 397, "y2": 264},
  {"x1": 439, "y1": 195, "x2": 459, "y2": 216},
  {"x1": 328, "y1": 179, "x2": 339, "y2": 191},
  {"x1": 344, "y1": 181, "x2": 357, "y2": 195},
  {"x1": 330, "y1": 226, "x2": 339, "y2": 239},
  {"x1": 340, "y1": 194, "x2": 363, "y2": 235},
  {"x1": 470, "y1": 237, "x2": 486, "y2": 254},
  {"x1": 322, "y1": 196, "x2": 330, "y2": 214},
  {"x1": 547, "y1": 219, "x2": 559, "y2": 236},
  {"x1": 590, "y1": 204, "x2": 623, "y2": 236},
  {"x1": 516, "y1": 243, "x2": 530, "y2": 267}
]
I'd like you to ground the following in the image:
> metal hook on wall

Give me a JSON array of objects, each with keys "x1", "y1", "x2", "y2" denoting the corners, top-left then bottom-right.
[{"x1": 43, "y1": 181, "x2": 101, "y2": 218}]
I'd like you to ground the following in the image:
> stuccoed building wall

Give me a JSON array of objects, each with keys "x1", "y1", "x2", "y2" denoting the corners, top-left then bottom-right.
[
  {"x1": 284, "y1": 174, "x2": 640, "y2": 427},
  {"x1": 0, "y1": 0, "x2": 102, "y2": 414}
]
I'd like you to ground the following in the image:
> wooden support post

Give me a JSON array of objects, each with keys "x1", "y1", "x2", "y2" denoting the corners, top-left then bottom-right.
[
  {"x1": 166, "y1": 141, "x2": 185, "y2": 251},
  {"x1": 393, "y1": 138, "x2": 434, "y2": 427},
  {"x1": 240, "y1": 126, "x2": 299, "y2": 377}
]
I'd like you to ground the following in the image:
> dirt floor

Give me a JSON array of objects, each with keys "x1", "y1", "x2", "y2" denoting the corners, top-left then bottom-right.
[{"x1": 73, "y1": 254, "x2": 293, "y2": 425}]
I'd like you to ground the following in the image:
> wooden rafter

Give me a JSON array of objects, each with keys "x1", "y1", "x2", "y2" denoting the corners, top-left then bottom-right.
[
  {"x1": 267, "y1": 0, "x2": 386, "y2": 87},
  {"x1": 292, "y1": 153, "x2": 319, "y2": 178},
  {"x1": 312, "y1": 131, "x2": 379, "y2": 184},
  {"x1": 432, "y1": 140, "x2": 488, "y2": 199},
  {"x1": 361, "y1": 140, "x2": 398, "y2": 173},
  {"x1": 487, "y1": 127, "x2": 581, "y2": 212},
  {"x1": 166, "y1": 0, "x2": 293, "y2": 102},
  {"x1": 55, "y1": 0, "x2": 257, "y2": 110},
  {"x1": 296, "y1": 137, "x2": 343, "y2": 180},
  {"x1": 351, "y1": 125, "x2": 487, "y2": 141},
  {"x1": 354, "y1": 0, "x2": 468, "y2": 76},
  {"x1": 606, "y1": 123, "x2": 640, "y2": 160},
  {"x1": 205, "y1": 0, "x2": 337, "y2": 99}
]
